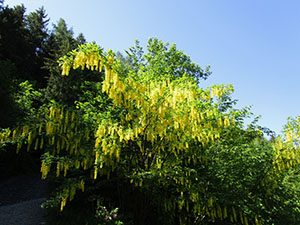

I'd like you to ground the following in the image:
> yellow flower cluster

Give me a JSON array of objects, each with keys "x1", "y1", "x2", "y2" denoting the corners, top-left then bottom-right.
[
  {"x1": 41, "y1": 161, "x2": 50, "y2": 179},
  {"x1": 73, "y1": 50, "x2": 101, "y2": 71},
  {"x1": 271, "y1": 136, "x2": 300, "y2": 174},
  {"x1": 61, "y1": 59, "x2": 72, "y2": 76},
  {"x1": 60, "y1": 197, "x2": 67, "y2": 211},
  {"x1": 60, "y1": 43, "x2": 109, "y2": 76},
  {"x1": 258, "y1": 118, "x2": 300, "y2": 201},
  {"x1": 0, "y1": 129, "x2": 11, "y2": 146},
  {"x1": 59, "y1": 179, "x2": 86, "y2": 211},
  {"x1": 7, "y1": 104, "x2": 95, "y2": 191},
  {"x1": 6, "y1": 125, "x2": 38, "y2": 153}
]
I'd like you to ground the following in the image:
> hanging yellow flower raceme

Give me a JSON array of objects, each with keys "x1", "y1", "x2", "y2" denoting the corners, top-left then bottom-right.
[{"x1": 41, "y1": 161, "x2": 50, "y2": 179}]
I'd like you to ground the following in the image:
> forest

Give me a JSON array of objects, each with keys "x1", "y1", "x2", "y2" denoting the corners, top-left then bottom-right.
[{"x1": 0, "y1": 1, "x2": 300, "y2": 225}]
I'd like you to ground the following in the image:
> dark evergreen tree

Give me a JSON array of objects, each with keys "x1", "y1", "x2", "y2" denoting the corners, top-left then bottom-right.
[
  {"x1": 24, "y1": 7, "x2": 49, "y2": 87},
  {"x1": 0, "y1": 4, "x2": 28, "y2": 79},
  {"x1": 43, "y1": 18, "x2": 102, "y2": 106},
  {"x1": 0, "y1": 60, "x2": 18, "y2": 127},
  {"x1": 0, "y1": 3, "x2": 50, "y2": 127},
  {"x1": 0, "y1": 4, "x2": 26, "y2": 127}
]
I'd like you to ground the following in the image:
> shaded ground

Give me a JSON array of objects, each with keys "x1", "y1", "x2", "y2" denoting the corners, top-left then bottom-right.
[
  {"x1": 0, "y1": 173, "x2": 49, "y2": 225},
  {"x1": 0, "y1": 198, "x2": 46, "y2": 225}
]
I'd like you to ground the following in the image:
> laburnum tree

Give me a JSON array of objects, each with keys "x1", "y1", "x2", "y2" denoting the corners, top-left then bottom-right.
[{"x1": 1, "y1": 39, "x2": 300, "y2": 225}]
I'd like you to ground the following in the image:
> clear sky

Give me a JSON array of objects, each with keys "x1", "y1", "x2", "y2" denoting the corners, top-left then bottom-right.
[{"x1": 6, "y1": 0, "x2": 300, "y2": 135}]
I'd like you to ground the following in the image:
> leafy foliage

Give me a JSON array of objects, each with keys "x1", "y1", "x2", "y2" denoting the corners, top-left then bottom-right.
[{"x1": 122, "y1": 39, "x2": 211, "y2": 83}]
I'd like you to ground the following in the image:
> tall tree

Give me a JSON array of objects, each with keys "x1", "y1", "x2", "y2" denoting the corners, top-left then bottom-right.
[
  {"x1": 0, "y1": 3, "x2": 50, "y2": 127},
  {"x1": 0, "y1": 4, "x2": 27, "y2": 127},
  {"x1": 0, "y1": 4, "x2": 28, "y2": 78},
  {"x1": 43, "y1": 18, "x2": 100, "y2": 106},
  {"x1": 24, "y1": 7, "x2": 49, "y2": 87},
  {"x1": 0, "y1": 60, "x2": 18, "y2": 127}
]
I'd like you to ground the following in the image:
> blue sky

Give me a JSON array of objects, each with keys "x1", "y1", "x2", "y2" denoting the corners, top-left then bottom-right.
[{"x1": 6, "y1": 0, "x2": 300, "y2": 135}]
